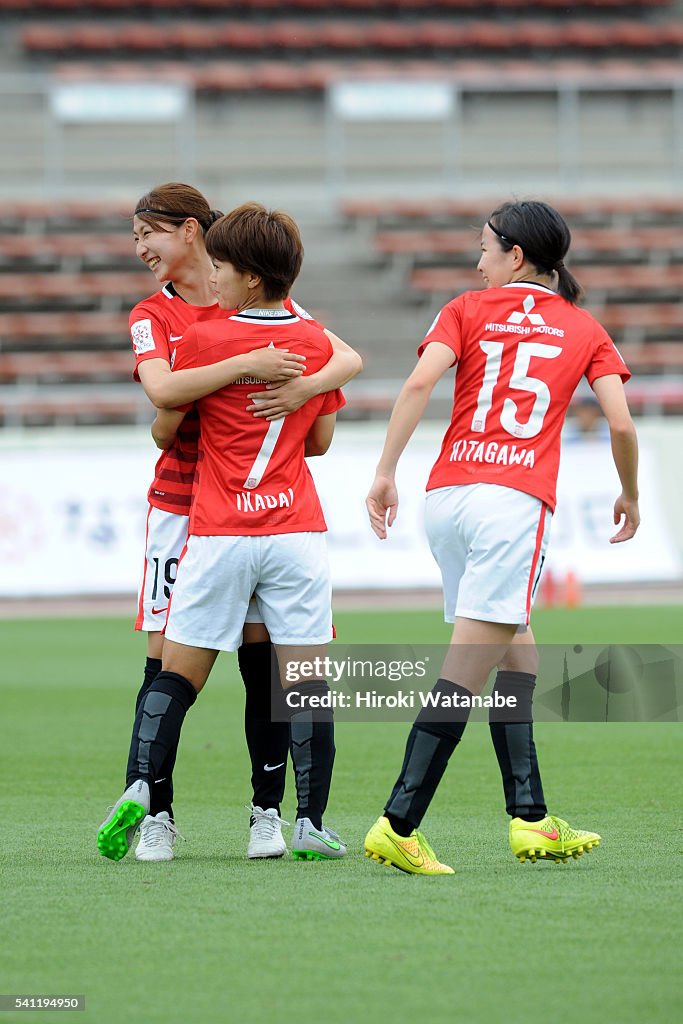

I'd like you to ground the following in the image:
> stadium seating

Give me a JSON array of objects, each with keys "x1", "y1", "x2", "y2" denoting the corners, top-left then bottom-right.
[
  {"x1": 341, "y1": 196, "x2": 683, "y2": 228},
  {"x1": 0, "y1": 312, "x2": 128, "y2": 349},
  {"x1": 342, "y1": 195, "x2": 683, "y2": 368},
  {"x1": 3, "y1": 1, "x2": 683, "y2": 423},
  {"x1": 5, "y1": 0, "x2": 678, "y2": 102},
  {"x1": 0, "y1": 350, "x2": 132, "y2": 384},
  {"x1": 20, "y1": 19, "x2": 683, "y2": 58},
  {"x1": 0, "y1": 388, "x2": 145, "y2": 428},
  {"x1": 43, "y1": 56, "x2": 682, "y2": 95},
  {"x1": 0, "y1": 235, "x2": 138, "y2": 273},
  {"x1": 1, "y1": 1, "x2": 673, "y2": 11},
  {"x1": 373, "y1": 227, "x2": 683, "y2": 264},
  {"x1": 0, "y1": 273, "x2": 152, "y2": 310},
  {"x1": 2, "y1": 194, "x2": 683, "y2": 423},
  {"x1": 409, "y1": 264, "x2": 683, "y2": 305}
]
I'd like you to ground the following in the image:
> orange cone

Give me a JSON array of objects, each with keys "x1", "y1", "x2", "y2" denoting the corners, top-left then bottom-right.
[
  {"x1": 564, "y1": 570, "x2": 582, "y2": 608},
  {"x1": 540, "y1": 568, "x2": 556, "y2": 607}
]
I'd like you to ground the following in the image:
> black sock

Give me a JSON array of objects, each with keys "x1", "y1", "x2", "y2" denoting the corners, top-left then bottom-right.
[
  {"x1": 132, "y1": 657, "x2": 177, "y2": 818},
  {"x1": 238, "y1": 641, "x2": 289, "y2": 814},
  {"x1": 286, "y1": 681, "x2": 335, "y2": 831},
  {"x1": 384, "y1": 679, "x2": 472, "y2": 834},
  {"x1": 489, "y1": 670, "x2": 547, "y2": 821},
  {"x1": 126, "y1": 671, "x2": 197, "y2": 789}
]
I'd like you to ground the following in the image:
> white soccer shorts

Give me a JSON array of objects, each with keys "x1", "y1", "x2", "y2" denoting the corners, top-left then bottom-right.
[
  {"x1": 135, "y1": 506, "x2": 189, "y2": 632},
  {"x1": 424, "y1": 483, "x2": 552, "y2": 626},
  {"x1": 135, "y1": 506, "x2": 265, "y2": 633},
  {"x1": 164, "y1": 532, "x2": 332, "y2": 652}
]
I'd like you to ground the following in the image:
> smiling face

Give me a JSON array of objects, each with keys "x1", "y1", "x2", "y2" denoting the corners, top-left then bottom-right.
[
  {"x1": 209, "y1": 257, "x2": 255, "y2": 310},
  {"x1": 477, "y1": 222, "x2": 520, "y2": 289},
  {"x1": 133, "y1": 214, "x2": 189, "y2": 283}
]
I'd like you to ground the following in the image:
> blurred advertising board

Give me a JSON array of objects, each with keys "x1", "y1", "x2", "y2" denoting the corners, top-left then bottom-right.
[{"x1": 0, "y1": 435, "x2": 677, "y2": 596}]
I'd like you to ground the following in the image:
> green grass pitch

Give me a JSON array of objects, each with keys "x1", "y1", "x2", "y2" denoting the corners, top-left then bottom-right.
[{"x1": 1, "y1": 606, "x2": 680, "y2": 1024}]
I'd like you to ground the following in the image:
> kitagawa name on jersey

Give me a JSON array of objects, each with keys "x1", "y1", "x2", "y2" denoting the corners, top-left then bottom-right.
[
  {"x1": 450, "y1": 438, "x2": 535, "y2": 468},
  {"x1": 236, "y1": 487, "x2": 295, "y2": 512},
  {"x1": 485, "y1": 321, "x2": 565, "y2": 338}
]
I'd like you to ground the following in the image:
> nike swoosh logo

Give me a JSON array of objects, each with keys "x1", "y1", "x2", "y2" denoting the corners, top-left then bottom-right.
[
  {"x1": 385, "y1": 834, "x2": 424, "y2": 868},
  {"x1": 309, "y1": 832, "x2": 341, "y2": 850},
  {"x1": 170, "y1": 334, "x2": 183, "y2": 342},
  {"x1": 263, "y1": 762, "x2": 285, "y2": 772},
  {"x1": 151, "y1": 606, "x2": 169, "y2": 615},
  {"x1": 525, "y1": 828, "x2": 559, "y2": 840}
]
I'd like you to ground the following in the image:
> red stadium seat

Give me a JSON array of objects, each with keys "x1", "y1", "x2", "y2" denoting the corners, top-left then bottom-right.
[
  {"x1": 2, "y1": 0, "x2": 678, "y2": 8},
  {"x1": 269, "y1": 21, "x2": 319, "y2": 50},
  {"x1": 0, "y1": 350, "x2": 132, "y2": 384},
  {"x1": 21, "y1": 14, "x2": 683, "y2": 56},
  {"x1": 0, "y1": 272, "x2": 151, "y2": 304},
  {"x1": 0, "y1": 392, "x2": 146, "y2": 428},
  {"x1": 0, "y1": 234, "x2": 137, "y2": 272},
  {"x1": 619, "y1": 342, "x2": 683, "y2": 370},
  {"x1": 318, "y1": 22, "x2": 368, "y2": 49},
  {"x1": 0, "y1": 311, "x2": 128, "y2": 345}
]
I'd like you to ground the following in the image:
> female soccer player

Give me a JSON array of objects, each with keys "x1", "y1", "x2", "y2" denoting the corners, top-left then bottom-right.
[
  {"x1": 126, "y1": 183, "x2": 361, "y2": 861},
  {"x1": 99, "y1": 203, "x2": 346, "y2": 863},
  {"x1": 364, "y1": 200, "x2": 639, "y2": 875}
]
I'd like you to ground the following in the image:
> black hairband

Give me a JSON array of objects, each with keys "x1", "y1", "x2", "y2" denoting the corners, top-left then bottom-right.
[
  {"x1": 488, "y1": 220, "x2": 565, "y2": 273},
  {"x1": 487, "y1": 220, "x2": 519, "y2": 247},
  {"x1": 136, "y1": 207, "x2": 210, "y2": 230}
]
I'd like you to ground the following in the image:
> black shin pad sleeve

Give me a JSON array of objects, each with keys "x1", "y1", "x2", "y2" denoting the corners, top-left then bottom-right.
[
  {"x1": 286, "y1": 681, "x2": 335, "y2": 830},
  {"x1": 384, "y1": 679, "x2": 472, "y2": 831},
  {"x1": 489, "y1": 671, "x2": 547, "y2": 820},
  {"x1": 126, "y1": 671, "x2": 197, "y2": 789},
  {"x1": 238, "y1": 641, "x2": 289, "y2": 812}
]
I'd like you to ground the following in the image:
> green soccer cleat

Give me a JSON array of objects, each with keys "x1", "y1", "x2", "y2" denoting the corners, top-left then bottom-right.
[
  {"x1": 509, "y1": 814, "x2": 601, "y2": 864},
  {"x1": 364, "y1": 816, "x2": 454, "y2": 876},
  {"x1": 97, "y1": 781, "x2": 150, "y2": 862}
]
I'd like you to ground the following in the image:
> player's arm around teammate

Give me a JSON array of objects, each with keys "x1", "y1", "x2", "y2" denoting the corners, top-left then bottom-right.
[
  {"x1": 128, "y1": 183, "x2": 361, "y2": 862},
  {"x1": 246, "y1": 330, "x2": 363, "y2": 421},
  {"x1": 99, "y1": 203, "x2": 347, "y2": 864}
]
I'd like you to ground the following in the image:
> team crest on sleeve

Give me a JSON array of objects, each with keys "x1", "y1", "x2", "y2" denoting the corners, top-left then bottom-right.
[
  {"x1": 131, "y1": 318, "x2": 156, "y2": 355},
  {"x1": 426, "y1": 312, "x2": 441, "y2": 335},
  {"x1": 290, "y1": 299, "x2": 313, "y2": 320}
]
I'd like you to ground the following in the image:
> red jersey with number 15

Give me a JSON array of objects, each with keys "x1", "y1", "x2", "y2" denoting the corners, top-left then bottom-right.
[
  {"x1": 171, "y1": 308, "x2": 345, "y2": 535},
  {"x1": 129, "y1": 285, "x2": 319, "y2": 515},
  {"x1": 419, "y1": 283, "x2": 630, "y2": 511}
]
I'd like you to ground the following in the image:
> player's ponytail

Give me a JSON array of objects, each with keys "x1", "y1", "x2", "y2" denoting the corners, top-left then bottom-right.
[
  {"x1": 554, "y1": 262, "x2": 582, "y2": 304},
  {"x1": 205, "y1": 209, "x2": 224, "y2": 230},
  {"x1": 488, "y1": 200, "x2": 583, "y2": 305}
]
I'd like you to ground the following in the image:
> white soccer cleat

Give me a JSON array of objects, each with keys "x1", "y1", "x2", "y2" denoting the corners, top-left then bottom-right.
[
  {"x1": 135, "y1": 811, "x2": 182, "y2": 862},
  {"x1": 247, "y1": 805, "x2": 288, "y2": 859},
  {"x1": 291, "y1": 817, "x2": 347, "y2": 861}
]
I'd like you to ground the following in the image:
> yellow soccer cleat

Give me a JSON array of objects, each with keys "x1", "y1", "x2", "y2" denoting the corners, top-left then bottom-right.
[
  {"x1": 364, "y1": 816, "x2": 454, "y2": 875},
  {"x1": 510, "y1": 814, "x2": 601, "y2": 864}
]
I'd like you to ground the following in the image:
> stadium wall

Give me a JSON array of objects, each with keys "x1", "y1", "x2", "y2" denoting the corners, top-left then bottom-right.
[{"x1": 0, "y1": 419, "x2": 680, "y2": 598}]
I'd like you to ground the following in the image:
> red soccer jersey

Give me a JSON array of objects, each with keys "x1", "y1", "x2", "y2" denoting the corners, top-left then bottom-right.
[
  {"x1": 418, "y1": 283, "x2": 630, "y2": 511},
  {"x1": 129, "y1": 285, "x2": 320, "y2": 515},
  {"x1": 171, "y1": 308, "x2": 345, "y2": 535}
]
